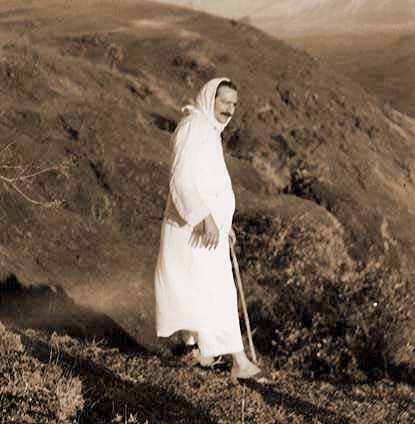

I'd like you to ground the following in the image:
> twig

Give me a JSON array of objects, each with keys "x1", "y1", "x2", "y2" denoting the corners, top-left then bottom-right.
[
  {"x1": 6, "y1": 163, "x2": 65, "y2": 182},
  {"x1": 1, "y1": 178, "x2": 60, "y2": 207},
  {"x1": 0, "y1": 160, "x2": 70, "y2": 207},
  {"x1": 0, "y1": 174, "x2": 19, "y2": 184}
]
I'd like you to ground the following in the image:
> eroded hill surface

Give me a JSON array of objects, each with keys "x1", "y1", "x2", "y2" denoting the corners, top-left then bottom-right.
[
  {"x1": 0, "y1": 0, "x2": 414, "y2": 378},
  {"x1": 286, "y1": 31, "x2": 415, "y2": 118}
]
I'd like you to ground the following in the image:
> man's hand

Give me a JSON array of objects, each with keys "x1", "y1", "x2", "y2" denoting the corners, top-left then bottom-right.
[
  {"x1": 229, "y1": 227, "x2": 236, "y2": 247},
  {"x1": 203, "y1": 214, "x2": 220, "y2": 249},
  {"x1": 190, "y1": 220, "x2": 205, "y2": 248},
  {"x1": 190, "y1": 214, "x2": 219, "y2": 249}
]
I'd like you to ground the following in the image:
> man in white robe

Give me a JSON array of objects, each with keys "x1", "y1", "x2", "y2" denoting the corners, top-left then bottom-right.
[{"x1": 155, "y1": 78, "x2": 260, "y2": 379}]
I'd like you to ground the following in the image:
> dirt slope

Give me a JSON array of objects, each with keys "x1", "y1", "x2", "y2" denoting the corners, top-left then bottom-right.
[
  {"x1": 345, "y1": 33, "x2": 415, "y2": 118},
  {"x1": 0, "y1": 0, "x2": 414, "y2": 371},
  {"x1": 286, "y1": 31, "x2": 415, "y2": 118}
]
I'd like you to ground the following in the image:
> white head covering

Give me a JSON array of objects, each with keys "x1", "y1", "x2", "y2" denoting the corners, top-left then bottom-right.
[{"x1": 182, "y1": 77, "x2": 232, "y2": 133}]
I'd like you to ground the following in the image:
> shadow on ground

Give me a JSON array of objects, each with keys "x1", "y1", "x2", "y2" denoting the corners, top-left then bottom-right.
[
  {"x1": 0, "y1": 274, "x2": 146, "y2": 353},
  {"x1": 246, "y1": 380, "x2": 351, "y2": 424},
  {"x1": 21, "y1": 333, "x2": 216, "y2": 424},
  {"x1": 389, "y1": 362, "x2": 415, "y2": 388}
]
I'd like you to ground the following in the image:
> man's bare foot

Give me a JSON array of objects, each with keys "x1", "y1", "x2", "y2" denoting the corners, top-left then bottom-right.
[
  {"x1": 231, "y1": 351, "x2": 261, "y2": 379},
  {"x1": 231, "y1": 362, "x2": 261, "y2": 379}
]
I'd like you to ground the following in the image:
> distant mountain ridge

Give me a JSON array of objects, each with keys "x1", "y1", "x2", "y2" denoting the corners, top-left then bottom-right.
[
  {"x1": 156, "y1": 0, "x2": 415, "y2": 34},
  {"x1": 286, "y1": 30, "x2": 415, "y2": 117},
  {"x1": 253, "y1": 0, "x2": 415, "y2": 34}
]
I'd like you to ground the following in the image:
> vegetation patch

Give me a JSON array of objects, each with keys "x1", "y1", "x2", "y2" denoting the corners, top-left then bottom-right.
[
  {"x1": 234, "y1": 211, "x2": 411, "y2": 383},
  {"x1": 0, "y1": 323, "x2": 84, "y2": 424}
]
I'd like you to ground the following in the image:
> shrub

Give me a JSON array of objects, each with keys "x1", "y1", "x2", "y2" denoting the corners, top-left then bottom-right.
[{"x1": 234, "y1": 212, "x2": 403, "y2": 383}]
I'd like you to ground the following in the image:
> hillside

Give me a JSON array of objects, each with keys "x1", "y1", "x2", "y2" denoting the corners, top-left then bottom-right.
[
  {"x1": 346, "y1": 33, "x2": 415, "y2": 118},
  {"x1": 253, "y1": 0, "x2": 415, "y2": 34},
  {"x1": 143, "y1": 3, "x2": 415, "y2": 117},
  {"x1": 286, "y1": 31, "x2": 415, "y2": 117},
  {"x1": 0, "y1": 0, "x2": 415, "y2": 421},
  {"x1": 155, "y1": 0, "x2": 415, "y2": 33}
]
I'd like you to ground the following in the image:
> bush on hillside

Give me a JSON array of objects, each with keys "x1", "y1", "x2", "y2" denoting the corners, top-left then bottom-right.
[{"x1": 234, "y1": 212, "x2": 406, "y2": 383}]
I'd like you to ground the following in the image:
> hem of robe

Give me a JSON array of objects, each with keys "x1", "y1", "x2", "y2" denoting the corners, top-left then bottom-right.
[{"x1": 157, "y1": 327, "x2": 244, "y2": 357}]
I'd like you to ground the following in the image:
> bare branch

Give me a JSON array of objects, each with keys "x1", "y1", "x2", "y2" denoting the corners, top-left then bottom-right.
[
  {"x1": 0, "y1": 158, "x2": 72, "y2": 208},
  {"x1": 0, "y1": 174, "x2": 12, "y2": 184},
  {"x1": 7, "y1": 163, "x2": 66, "y2": 182},
  {"x1": 2, "y1": 178, "x2": 61, "y2": 208}
]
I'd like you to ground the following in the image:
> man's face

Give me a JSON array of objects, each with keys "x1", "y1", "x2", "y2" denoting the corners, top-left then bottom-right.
[{"x1": 214, "y1": 86, "x2": 238, "y2": 124}]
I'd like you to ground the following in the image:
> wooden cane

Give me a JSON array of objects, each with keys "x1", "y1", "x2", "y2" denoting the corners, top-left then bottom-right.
[{"x1": 230, "y1": 242, "x2": 258, "y2": 364}]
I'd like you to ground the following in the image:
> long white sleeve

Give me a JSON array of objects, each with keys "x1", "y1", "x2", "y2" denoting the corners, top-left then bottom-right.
[{"x1": 169, "y1": 116, "x2": 210, "y2": 227}]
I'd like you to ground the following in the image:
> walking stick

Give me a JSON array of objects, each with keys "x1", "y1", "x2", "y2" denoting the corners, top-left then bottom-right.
[{"x1": 230, "y1": 241, "x2": 258, "y2": 364}]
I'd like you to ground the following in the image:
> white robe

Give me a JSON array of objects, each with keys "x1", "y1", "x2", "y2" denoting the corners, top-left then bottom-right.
[{"x1": 154, "y1": 80, "x2": 243, "y2": 357}]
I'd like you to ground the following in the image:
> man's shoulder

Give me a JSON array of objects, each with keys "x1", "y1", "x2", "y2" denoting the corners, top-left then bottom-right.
[{"x1": 178, "y1": 112, "x2": 211, "y2": 132}]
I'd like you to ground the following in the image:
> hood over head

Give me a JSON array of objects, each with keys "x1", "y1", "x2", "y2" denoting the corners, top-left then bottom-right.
[{"x1": 182, "y1": 77, "x2": 232, "y2": 132}]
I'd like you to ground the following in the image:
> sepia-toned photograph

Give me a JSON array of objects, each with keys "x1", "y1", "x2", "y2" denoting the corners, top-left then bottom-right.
[{"x1": 0, "y1": 1, "x2": 414, "y2": 422}]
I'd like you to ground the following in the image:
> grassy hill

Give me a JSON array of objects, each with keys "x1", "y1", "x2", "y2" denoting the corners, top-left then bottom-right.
[{"x1": 0, "y1": 0, "x2": 415, "y2": 422}]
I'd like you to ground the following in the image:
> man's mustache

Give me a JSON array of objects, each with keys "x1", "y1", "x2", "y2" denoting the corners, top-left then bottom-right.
[{"x1": 222, "y1": 112, "x2": 232, "y2": 117}]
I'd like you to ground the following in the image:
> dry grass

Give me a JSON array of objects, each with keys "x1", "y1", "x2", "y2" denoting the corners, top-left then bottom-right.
[
  {"x1": 0, "y1": 321, "x2": 414, "y2": 423},
  {"x1": 0, "y1": 323, "x2": 83, "y2": 423}
]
